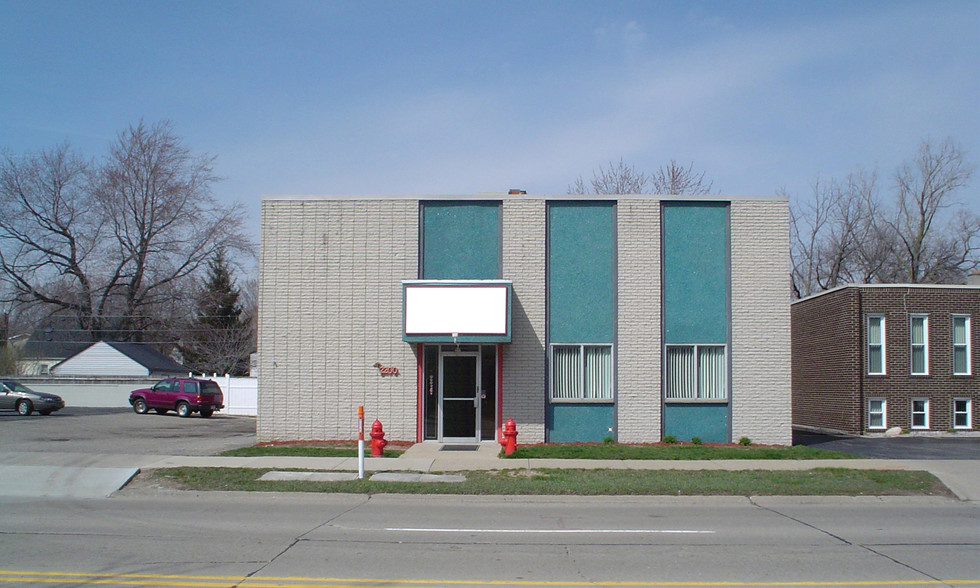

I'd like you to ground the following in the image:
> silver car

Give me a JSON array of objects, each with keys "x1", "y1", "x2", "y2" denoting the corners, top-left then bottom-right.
[{"x1": 0, "y1": 380, "x2": 66, "y2": 416}]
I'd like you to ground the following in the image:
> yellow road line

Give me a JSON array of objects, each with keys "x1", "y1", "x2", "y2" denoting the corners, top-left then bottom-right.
[{"x1": 0, "y1": 570, "x2": 978, "y2": 587}]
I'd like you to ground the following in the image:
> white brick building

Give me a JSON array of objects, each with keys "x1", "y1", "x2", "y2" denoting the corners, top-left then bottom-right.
[{"x1": 258, "y1": 195, "x2": 791, "y2": 446}]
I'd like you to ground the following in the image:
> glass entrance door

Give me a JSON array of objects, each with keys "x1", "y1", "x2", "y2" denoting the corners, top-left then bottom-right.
[{"x1": 439, "y1": 352, "x2": 480, "y2": 442}]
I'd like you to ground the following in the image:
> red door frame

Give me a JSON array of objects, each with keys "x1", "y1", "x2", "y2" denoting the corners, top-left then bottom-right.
[{"x1": 415, "y1": 343, "x2": 504, "y2": 443}]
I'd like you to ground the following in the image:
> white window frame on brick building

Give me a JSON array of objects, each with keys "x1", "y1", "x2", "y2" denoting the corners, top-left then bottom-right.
[
  {"x1": 866, "y1": 315, "x2": 886, "y2": 375},
  {"x1": 910, "y1": 314, "x2": 928, "y2": 375},
  {"x1": 953, "y1": 398, "x2": 972, "y2": 429},
  {"x1": 911, "y1": 398, "x2": 929, "y2": 429},
  {"x1": 952, "y1": 315, "x2": 971, "y2": 375},
  {"x1": 868, "y1": 398, "x2": 886, "y2": 430}
]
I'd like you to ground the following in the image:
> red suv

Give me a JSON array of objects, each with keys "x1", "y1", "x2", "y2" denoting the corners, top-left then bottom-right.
[{"x1": 129, "y1": 377, "x2": 225, "y2": 418}]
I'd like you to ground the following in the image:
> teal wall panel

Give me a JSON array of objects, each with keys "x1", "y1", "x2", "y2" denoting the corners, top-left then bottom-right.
[
  {"x1": 662, "y1": 202, "x2": 730, "y2": 443},
  {"x1": 662, "y1": 202, "x2": 729, "y2": 344},
  {"x1": 548, "y1": 202, "x2": 615, "y2": 343},
  {"x1": 422, "y1": 202, "x2": 499, "y2": 279},
  {"x1": 547, "y1": 403, "x2": 614, "y2": 443},
  {"x1": 663, "y1": 403, "x2": 729, "y2": 443}
]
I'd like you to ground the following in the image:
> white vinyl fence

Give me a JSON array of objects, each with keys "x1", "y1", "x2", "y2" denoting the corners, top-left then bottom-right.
[
  {"x1": 7, "y1": 374, "x2": 257, "y2": 416},
  {"x1": 192, "y1": 374, "x2": 257, "y2": 416}
]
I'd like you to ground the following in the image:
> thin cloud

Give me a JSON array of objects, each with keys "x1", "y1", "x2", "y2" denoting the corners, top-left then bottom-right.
[{"x1": 594, "y1": 20, "x2": 648, "y2": 58}]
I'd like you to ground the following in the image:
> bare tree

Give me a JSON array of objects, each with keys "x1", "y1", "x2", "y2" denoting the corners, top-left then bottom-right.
[
  {"x1": 0, "y1": 144, "x2": 103, "y2": 333},
  {"x1": 569, "y1": 158, "x2": 714, "y2": 195},
  {"x1": 650, "y1": 160, "x2": 714, "y2": 195},
  {"x1": 0, "y1": 286, "x2": 53, "y2": 374},
  {"x1": 569, "y1": 159, "x2": 649, "y2": 194},
  {"x1": 0, "y1": 121, "x2": 254, "y2": 343},
  {"x1": 0, "y1": 309, "x2": 13, "y2": 374},
  {"x1": 789, "y1": 138, "x2": 978, "y2": 297},
  {"x1": 884, "y1": 139, "x2": 979, "y2": 283},
  {"x1": 788, "y1": 172, "x2": 880, "y2": 298}
]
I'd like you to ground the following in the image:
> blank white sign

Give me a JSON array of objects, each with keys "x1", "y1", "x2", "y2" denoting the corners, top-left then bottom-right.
[{"x1": 404, "y1": 286, "x2": 508, "y2": 335}]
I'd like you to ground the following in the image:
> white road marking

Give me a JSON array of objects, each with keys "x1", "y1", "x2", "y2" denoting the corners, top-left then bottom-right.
[{"x1": 385, "y1": 527, "x2": 714, "y2": 534}]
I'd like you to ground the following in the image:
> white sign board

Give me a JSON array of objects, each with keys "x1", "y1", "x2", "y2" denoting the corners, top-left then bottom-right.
[{"x1": 404, "y1": 285, "x2": 508, "y2": 335}]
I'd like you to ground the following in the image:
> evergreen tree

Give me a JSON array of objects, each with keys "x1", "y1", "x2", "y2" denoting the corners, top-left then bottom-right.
[{"x1": 179, "y1": 248, "x2": 253, "y2": 376}]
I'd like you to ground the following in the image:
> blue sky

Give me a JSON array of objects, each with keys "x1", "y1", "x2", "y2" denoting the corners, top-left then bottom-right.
[{"x1": 2, "y1": 0, "x2": 978, "y2": 239}]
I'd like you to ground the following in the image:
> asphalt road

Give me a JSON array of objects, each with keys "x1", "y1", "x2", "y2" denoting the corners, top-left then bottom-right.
[
  {"x1": 1, "y1": 409, "x2": 978, "y2": 586},
  {"x1": 1, "y1": 492, "x2": 977, "y2": 587}
]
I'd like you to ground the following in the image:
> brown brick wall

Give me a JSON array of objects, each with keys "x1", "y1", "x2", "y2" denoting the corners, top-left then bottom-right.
[
  {"x1": 792, "y1": 288, "x2": 862, "y2": 433},
  {"x1": 860, "y1": 287, "x2": 980, "y2": 432},
  {"x1": 792, "y1": 285, "x2": 980, "y2": 434}
]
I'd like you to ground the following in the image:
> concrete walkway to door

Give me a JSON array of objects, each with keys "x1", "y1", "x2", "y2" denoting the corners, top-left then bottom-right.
[{"x1": 400, "y1": 441, "x2": 504, "y2": 469}]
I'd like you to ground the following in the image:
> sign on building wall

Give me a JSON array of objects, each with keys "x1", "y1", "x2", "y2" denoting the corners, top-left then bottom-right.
[{"x1": 402, "y1": 281, "x2": 512, "y2": 343}]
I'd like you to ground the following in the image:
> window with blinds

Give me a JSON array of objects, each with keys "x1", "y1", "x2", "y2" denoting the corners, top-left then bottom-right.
[
  {"x1": 867, "y1": 315, "x2": 885, "y2": 375},
  {"x1": 910, "y1": 315, "x2": 928, "y2": 375},
  {"x1": 551, "y1": 345, "x2": 613, "y2": 401},
  {"x1": 953, "y1": 315, "x2": 971, "y2": 375},
  {"x1": 665, "y1": 345, "x2": 727, "y2": 400}
]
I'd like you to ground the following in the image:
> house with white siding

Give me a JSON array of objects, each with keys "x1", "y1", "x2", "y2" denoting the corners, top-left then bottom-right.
[
  {"x1": 51, "y1": 341, "x2": 189, "y2": 377},
  {"x1": 16, "y1": 321, "x2": 93, "y2": 375}
]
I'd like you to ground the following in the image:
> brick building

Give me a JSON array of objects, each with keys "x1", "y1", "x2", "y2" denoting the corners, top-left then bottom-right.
[
  {"x1": 257, "y1": 194, "x2": 791, "y2": 445},
  {"x1": 792, "y1": 285, "x2": 979, "y2": 434}
]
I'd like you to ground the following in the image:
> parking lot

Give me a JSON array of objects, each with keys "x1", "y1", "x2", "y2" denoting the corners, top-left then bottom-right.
[
  {"x1": 0, "y1": 407, "x2": 256, "y2": 456},
  {"x1": 794, "y1": 429, "x2": 980, "y2": 460}
]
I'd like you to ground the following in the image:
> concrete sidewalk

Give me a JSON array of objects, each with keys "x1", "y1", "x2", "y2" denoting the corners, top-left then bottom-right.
[{"x1": 1, "y1": 443, "x2": 977, "y2": 502}]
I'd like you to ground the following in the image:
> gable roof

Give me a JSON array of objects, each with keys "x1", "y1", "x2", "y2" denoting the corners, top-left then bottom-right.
[
  {"x1": 101, "y1": 341, "x2": 189, "y2": 375},
  {"x1": 20, "y1": 338, "x2": 91, "y2": 360},
  {"x1": 52, "y1": 341, "x2": 189, "y2": 376},
  {"x1": 20, "y1": 318, "x2": 95, "y2": 360}
]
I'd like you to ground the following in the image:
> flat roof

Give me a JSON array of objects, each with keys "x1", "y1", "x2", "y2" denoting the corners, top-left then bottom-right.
[
  {"x1": 262, "y1": 193, "x2": 787, "y2": 202},
  {"x1": 793, "y1": 283, "x2": 980, "y2": 304}
]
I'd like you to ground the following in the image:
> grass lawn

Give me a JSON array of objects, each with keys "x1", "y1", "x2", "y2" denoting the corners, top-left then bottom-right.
[
  {"x1": 149, "y1": 467, "x2": 951, "y2": 497},
  {"x1": 222, "y1": 442, "x2": 407, "y2": 458},
  {"x1": 222, "y1": 441, "x2": 856, "y2": 460},
  {"x1": 506, "y1": 443, "x2": 860, "y2": 460}
]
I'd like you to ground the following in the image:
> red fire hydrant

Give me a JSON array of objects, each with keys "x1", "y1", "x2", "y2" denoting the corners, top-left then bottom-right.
[
  {"x1": 499, "y1": 418, "x2": 518, "y2": 456},
  {"x1": 370, "y1": 419, "x2": 388, "y2": 457}
]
